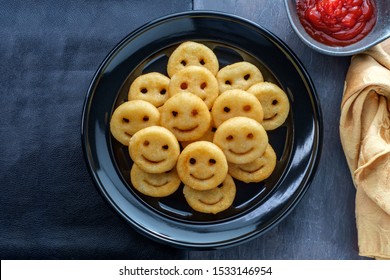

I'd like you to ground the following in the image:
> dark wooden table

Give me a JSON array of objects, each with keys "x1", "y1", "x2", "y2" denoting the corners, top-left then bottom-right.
[{"x1": 189, "y1": 0, "x2": 363, "y2": 260}]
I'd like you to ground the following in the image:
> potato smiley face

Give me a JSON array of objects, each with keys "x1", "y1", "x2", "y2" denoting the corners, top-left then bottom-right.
[
  {"x1": 167, "y1": 41, "x2": 219, "y2": 77},
  {"x1": 110, "y1": 100, "x2": 160, "y2": 146},
  {"x1": 228, "y1": 144, "x2": 277, "y2": 183},
  {"x1": 129, "y1": 126, "x2": 180, "y2": 173},
  {"x1": 216, "y1": 61, "x2": 264, "y2": 93},
  {"x1": 160, "y1": 92, "x2": 211, "y2": 141},
  {"x1": 169, "y1": 66, "x2": 219, "y2": 109},
  {"x1": 128, "y1": 72, "x2": 170, "y2": 108},
  {"x1": 211, "y1": 89, "x2": 264, "y2": 127},
  {"x1": 130, "y1": 164, "x2": 181, "y2": 197},
  {"x1": 177, "y1": 141, "x2": 228, "y2": 191},
  {"x1": 247, "y1": 82, "x2": 290, "y2": 130},
  {"x1": 213, "y1": 116, "x2": 268, "y2": 164},
  {"x1": 183, "y1": 174, "x2": 236, "y2": 214}
]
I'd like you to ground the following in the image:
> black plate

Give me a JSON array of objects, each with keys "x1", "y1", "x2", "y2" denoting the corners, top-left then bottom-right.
[{"x1": 81, "y1": 11, "x2": 322, "y2": 249}]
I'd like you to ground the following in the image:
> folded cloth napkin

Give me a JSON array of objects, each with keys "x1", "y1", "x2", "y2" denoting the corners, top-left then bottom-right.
[{"x1": 340, "y1": 39, "x2": 390, "y2": 259}]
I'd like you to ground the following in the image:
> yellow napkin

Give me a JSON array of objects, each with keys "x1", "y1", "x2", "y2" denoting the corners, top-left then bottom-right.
[{"x1": 340, "y1": 39, "x2": 390, "y2": 259}]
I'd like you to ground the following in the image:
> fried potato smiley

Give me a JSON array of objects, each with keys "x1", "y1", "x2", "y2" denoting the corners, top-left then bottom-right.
[
  {"x1": 160, "y1": 92, "x2": 211, "y2": 141},
  {"x1": 217, "y1": 61, "x2": 264, "y2": 93},
  {"x1": 169, "y1": 66, "x2": 219, "y2": 109},
  {"x1": 128, "y1": 72, "x2": 170, "y2": 108},
  {"x1": 247, "y1": 82, "x2": 290, "y2": 130},
  {"x1": 129, "y1": 126, "x2": 180, "y2": 173},
  {"x1": 228, "y1": 144, "x2": 277, "y2": 183},
  {"x1": 130, "y1": 164, "x2": 181, "y2": 197},
  {"x1": 211, "y1": 89, "x2": 264, "y2": 127},
  {"x1": 167, "y1": 41, "x2": 219, "y2": 77},
  {"x1": 213, "y1": 116, "x2": 268, "y2": 164},
  {"x1": 110, "y1": 100, "x2": 160, "y2": 146},
  {"x1": 177, "y1": 141, "x2": 228, "y2": 191},
  {"x1": 183, "y1": 174, "x2": 236, "y2": 214}
]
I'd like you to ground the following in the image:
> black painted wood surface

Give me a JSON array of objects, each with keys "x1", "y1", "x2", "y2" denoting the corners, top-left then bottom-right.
[{"x1": 189, "y1": 0, "x2": 365, "y2": 260}]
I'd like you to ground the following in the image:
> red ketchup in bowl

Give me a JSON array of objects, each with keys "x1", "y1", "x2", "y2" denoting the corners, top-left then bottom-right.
[{"x1": 296, "y1": 0, "x2": 377, "y2": 46}]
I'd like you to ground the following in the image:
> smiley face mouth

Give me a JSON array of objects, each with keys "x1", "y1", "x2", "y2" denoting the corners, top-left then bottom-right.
[
  {"x1": 190, "y1": 173, "x2": 215, "y2": 181},
  {"x1": 141, "y1": 155, "x2": 165, "y2": 164},
  {"x1": 263, "y1": 113, "x2": 278, "y2": 121},
  {"x1": 143, "y1": 179, "x2": 168, "y2": 188},
  {"x1": 173, "y1": 125, "x2": 199, "y2": 133},
  {"x1": 199, "y1": 196, "x2": 224, "y2": 206},
  {"x1": 228, "y1": 147, "x2": 254, "y2": 156},
  {"x1": 239, "y1": 164, "x2": 265, "y2": 174}
]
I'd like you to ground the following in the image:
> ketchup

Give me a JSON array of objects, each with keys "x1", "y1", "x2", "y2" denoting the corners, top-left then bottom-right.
[{"x1": 296, "y1": 0, "x2": 377, "y2": 46}]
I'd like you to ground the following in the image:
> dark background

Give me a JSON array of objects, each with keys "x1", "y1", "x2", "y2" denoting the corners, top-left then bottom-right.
[{"x1": 0, "y1": 0, "x2": 363, "y2": 259}]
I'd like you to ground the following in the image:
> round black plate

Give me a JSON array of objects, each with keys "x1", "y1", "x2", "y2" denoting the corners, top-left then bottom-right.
[{"x1": 81, "y1": 11, "x2": 322, "y2": 249}]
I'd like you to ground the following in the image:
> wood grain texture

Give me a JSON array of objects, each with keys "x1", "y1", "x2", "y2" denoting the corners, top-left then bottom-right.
[{"x1": 191, "y1": 0, "x2": 366, "y2": 260}]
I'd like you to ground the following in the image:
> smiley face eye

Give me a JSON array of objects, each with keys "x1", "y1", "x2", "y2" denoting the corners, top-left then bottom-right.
[
  {"x1": 191, "y1": 109, "x2": 198, "y2": 116},
  {"x1": 199, "y1": 58, "x2": 205, "y2": 65},
  {"x1": 181, "y1": 60, "x2": 187, "y2": 66},
  {"x1": 200, "y1": 82, "x2": 207, "y2": 89},
  {"x1": 140, "y1": 88, "x2": 148, "y2": 94},
  {"x1": 223, "y1": 107, "x2": 231, "y2": 113},
  {"x1": 225, "y1": 80, "x2": 231, "y2": 85},
  {"x1": 143, "y1": 140, "x2": 150, "y2": 146},
  {"x1": 272, "y1": 99, "x2": 278, "y2": 105},
  {"x1": 243, "y1": 105, "x2": 251, "y2": 111},
  {"x1": 162, "y1": 145, "x2": 169, "y2": 150},
  {"x1": 247, "y1": 133, "x2": 254, "y2": 139},
  {"x1": 189, "y1": 158, "x2": 196, "y2": 164},
  {"x1": 244, "y1": 74, "x2": 250, "y2": 80},
  {"x1": 209, "y1": 159, "x2": 216, "y2": 165},
  {"x1": 160, "y1": 89, "x2": 167, "y2": 95},
  {"x1": 180, "y1": 82, "x2": 188, "y2": 90},
  {"x1": 172, "y1": 111, "x2": 178, "y2": 117},
  {"x1": 226, "y1": 135, "x2": 233, "y2": 141},
  {"x1": 122, "y1": 118, "x2": 130, "y2": 123},
  {"x1": 143, "y1": 116, "x2": 149, "y2": 121}
]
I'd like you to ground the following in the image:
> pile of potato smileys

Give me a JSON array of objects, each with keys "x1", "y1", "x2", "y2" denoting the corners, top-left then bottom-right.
[{"x1": 110, "y1": 41, "x2": 290, "y2": 214}]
